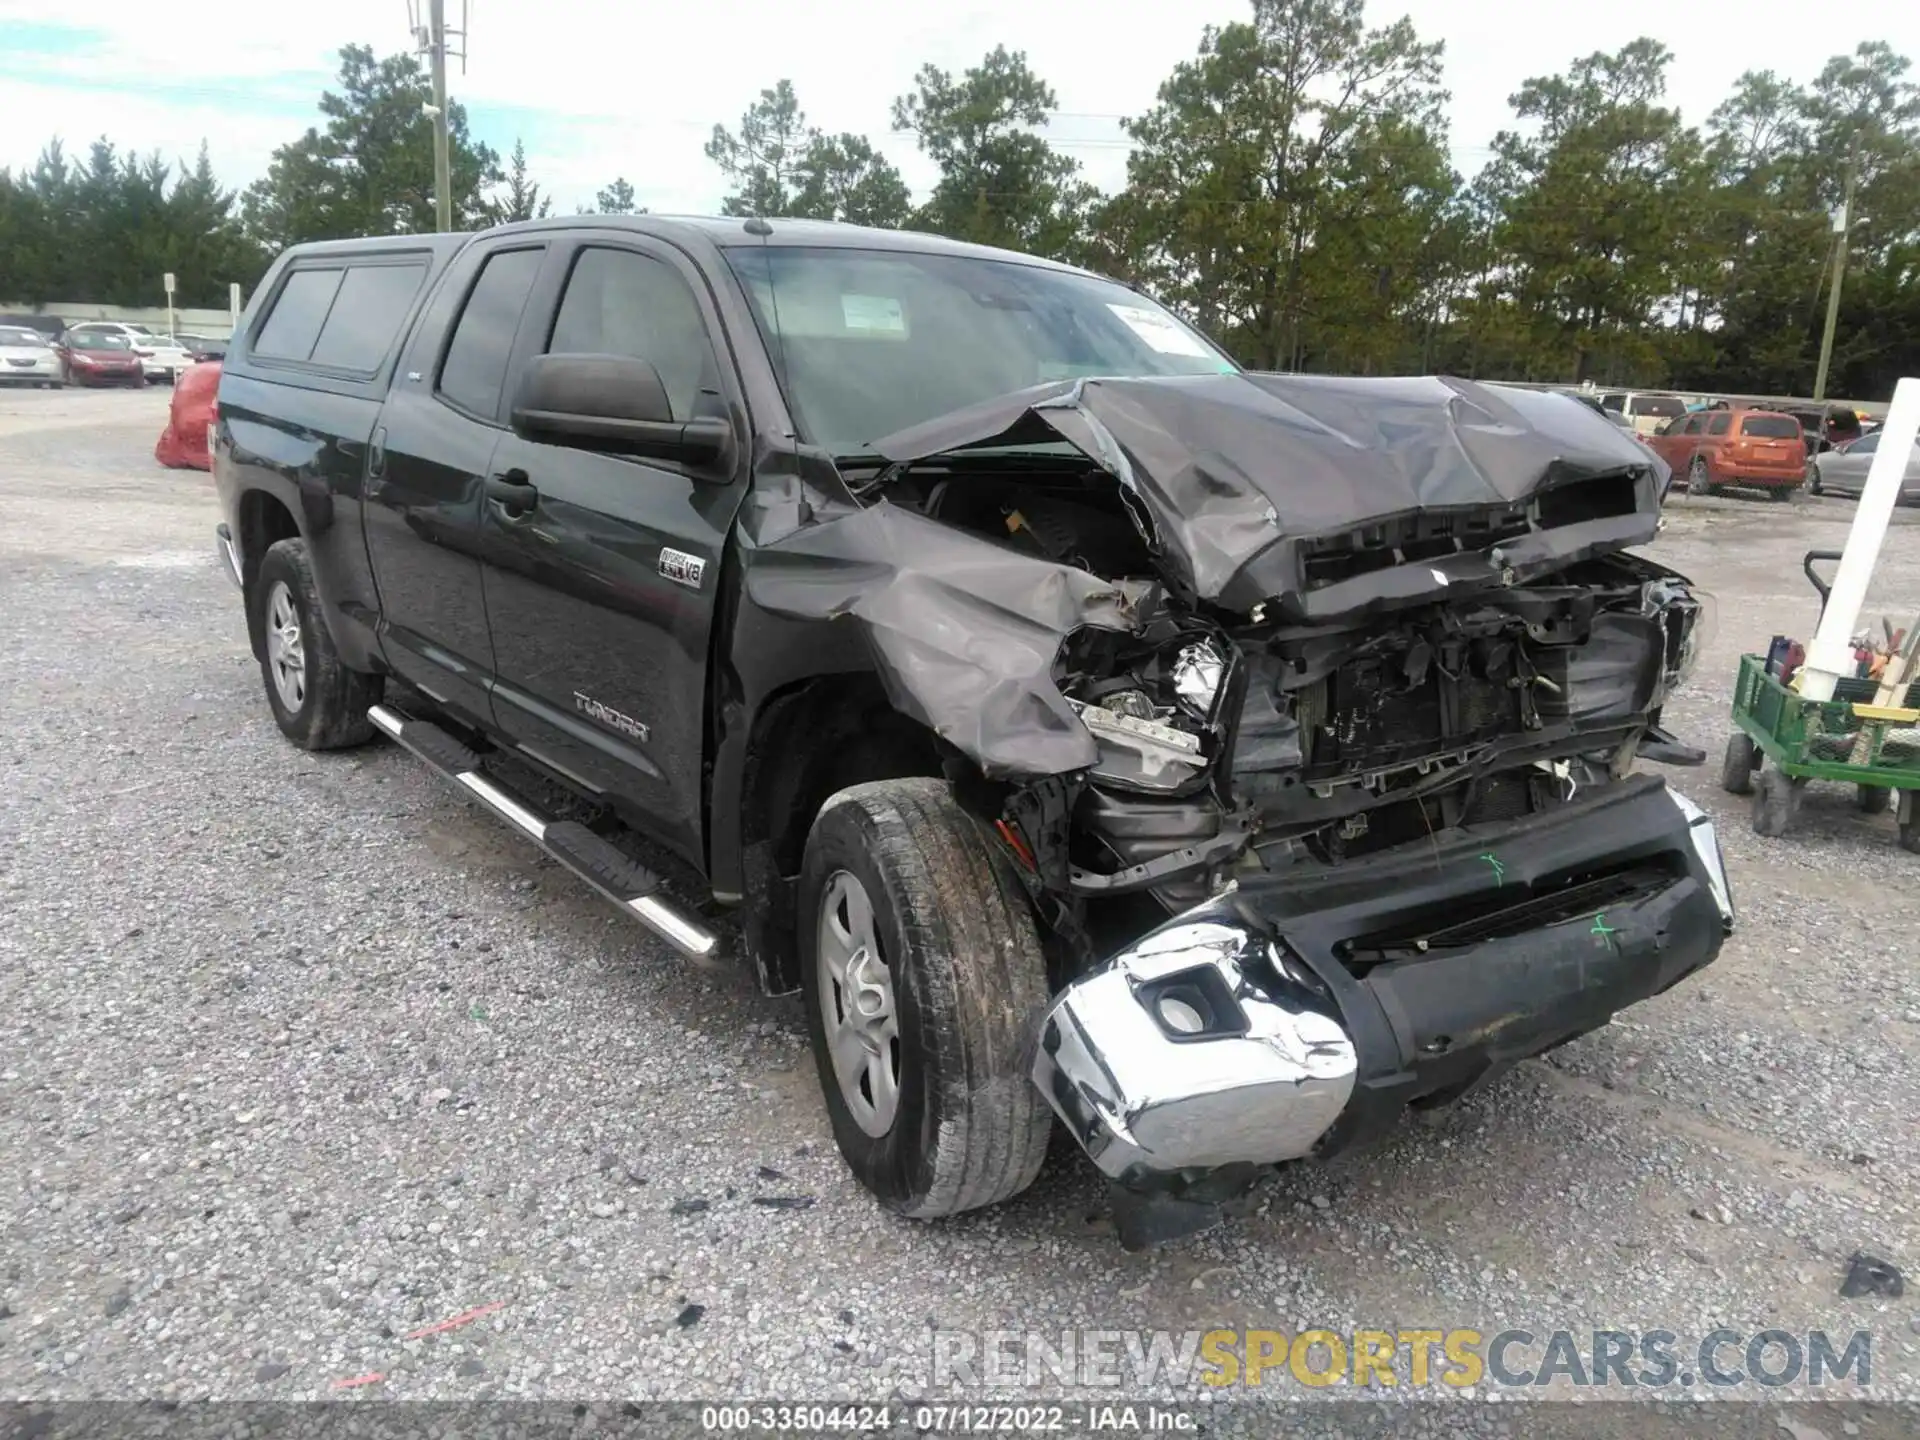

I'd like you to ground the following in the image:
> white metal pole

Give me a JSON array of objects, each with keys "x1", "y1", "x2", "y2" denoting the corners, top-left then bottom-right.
[{"x1": 1798, "y1": 374, "x2": 1920, "y2": 701}]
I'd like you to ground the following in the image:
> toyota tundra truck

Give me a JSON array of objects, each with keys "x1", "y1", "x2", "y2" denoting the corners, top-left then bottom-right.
[{"x1": 212, "y1": 216, "x2": 1734, "y2": 1247}]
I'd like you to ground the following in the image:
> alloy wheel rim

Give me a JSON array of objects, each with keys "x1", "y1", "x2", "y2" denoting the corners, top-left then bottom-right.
[
  {"x1": 264, "y1": 580, "x2": 307, "y2": 713},
  {"x1": 817, "y1": 869, "x2": 901, "y2": 1137}
]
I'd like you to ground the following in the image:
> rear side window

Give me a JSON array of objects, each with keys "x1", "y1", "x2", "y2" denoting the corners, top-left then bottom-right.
[
  {"x1": 1740, "y1": 414, "x2": 1800, "y2": 439},
  {"x1": 307, "y1": 261, "x2": 429, "y2": 370},
  {"x1": 439, "y1": 248, "x2": 544, "y2": 419},
  {"x1": 1708, "y1": 414, "x2": 1731, "y2": 435},
  {"x1": 254, "y1": 269, "x2": 345, "y2": 360},
  {"x1": 1630, "y1": 394, "x2": 1685, "y2": 419},
  {"x1": 1600, "y1": 393, "x2": 1625, "y2": 413}
]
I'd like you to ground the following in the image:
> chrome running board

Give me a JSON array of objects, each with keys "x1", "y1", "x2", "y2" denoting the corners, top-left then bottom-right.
[{"x1": 367, "y1": 704, "x2": 719, "y2": 960}]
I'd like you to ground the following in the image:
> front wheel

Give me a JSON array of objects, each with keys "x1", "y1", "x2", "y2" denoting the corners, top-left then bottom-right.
[
  {"x1": 1688, "y1": 456, "x2": 1717, "y2": 497},
  {"x1": 1721, "y1": 733, "x2": 1758, "y2": 795},
  {"x1": 1857, "y1": 785, "x2": 1891, "y2": 815},
  {"x1": 1809, "y1": 466, "x2": 1823, "y2": 496},
  {"x1": 1900, "y1": 792, "x2": 1919, "y2": 854},
  {"x1": 252, "y1": 538, "x2": 382, "y2": 750},
  {"x1": 799, "y1": 778, "x2": 1054, "y2": 1219}
]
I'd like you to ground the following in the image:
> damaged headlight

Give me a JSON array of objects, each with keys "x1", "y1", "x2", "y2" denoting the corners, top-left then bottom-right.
[
  {"x1": 1173, "y1": 642, "x2": 1224, "y2": 714},
  {"x1": 1062, "y1": 636, "x2": 1227, "y2": 793},
  {"x1": 1069, "y1": 697, "x2": 1207, "y2": 790}
]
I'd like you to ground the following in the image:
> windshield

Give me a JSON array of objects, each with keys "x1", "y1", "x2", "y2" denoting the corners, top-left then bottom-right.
[
  {"x1": 72, "y1": 332, "x2": 132, "y2": 351},
  {"x1": 724, "y1": 246, "x2": 1237, "y2": 453},
  {"x1": 0, "y1": 327, "x2": 47, "y2": 347}
]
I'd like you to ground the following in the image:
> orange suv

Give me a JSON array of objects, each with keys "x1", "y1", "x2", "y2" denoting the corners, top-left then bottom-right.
[{"x1": 1649, "y1": 408, "x2": 1807, "y2": 499}]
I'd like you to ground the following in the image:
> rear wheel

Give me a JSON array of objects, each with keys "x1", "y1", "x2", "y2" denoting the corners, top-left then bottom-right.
[
  {"x1": 253, "y1": 538, "x2": 382, "y2": 750},
  {"x1": 1809, "y1": 465, "x2": 1824, "y2": 496},
  {"x1": 1900, "y1": 792, "x2": 1919, "y2": 854},
  {"x1": 1721, "y1": 733, "x2": 1758, "y2": 795},
  {"x1": 1752, "y1": 768, "x2": 1802, "y2": 837},
  {"x1": 799, "y1": 777, "x2": 1053, "y2": 1219},
  {"x1": 1857, "y1": 785, "x2": 1891, "y2": 815}
]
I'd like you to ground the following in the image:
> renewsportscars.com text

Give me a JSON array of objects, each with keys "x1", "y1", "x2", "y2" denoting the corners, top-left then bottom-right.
[{"x1": 931, "y1": 1328, "x2": 1872, "y2": 1391}]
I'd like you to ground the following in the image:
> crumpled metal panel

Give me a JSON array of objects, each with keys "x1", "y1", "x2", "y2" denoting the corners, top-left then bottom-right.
[
  {"x1": 870, "y1": 372, "x2": 1665, "y2": 609},
  {"x1": 736, "y1": 374, "x2": 1667, "y2": 777},
  {"x1": 741, "y1": 482, "x2": 1156, "y2": 778}
]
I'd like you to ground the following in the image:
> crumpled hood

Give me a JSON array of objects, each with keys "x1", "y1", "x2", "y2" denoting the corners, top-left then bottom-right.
[{"x1": 870, "y1": 371, "x2": 1665, "y2": 614}]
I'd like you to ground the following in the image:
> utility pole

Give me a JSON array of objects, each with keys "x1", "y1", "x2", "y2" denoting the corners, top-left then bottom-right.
[
  {"x1": 428, "y1": 0, "x2": 452, "y2": 233},
  {"x1": 1813, "y1": 131, "x2": 1861, "y2": 402}
]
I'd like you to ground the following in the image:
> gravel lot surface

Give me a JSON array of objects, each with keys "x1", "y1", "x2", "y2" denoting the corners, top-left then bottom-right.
[{"x1": 3, "y1": 387, "x2": 1919, "y2": 1431}]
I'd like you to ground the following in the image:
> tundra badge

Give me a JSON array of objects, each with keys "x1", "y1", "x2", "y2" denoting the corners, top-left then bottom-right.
[
  {"x1": 574, "y1": 692, "x2": 649, "y2": 743},
  {"x1": 659, "y1": 548, "x2": 706, "y2": 589}
]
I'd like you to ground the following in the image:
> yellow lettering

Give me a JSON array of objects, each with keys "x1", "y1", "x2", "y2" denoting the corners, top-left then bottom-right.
[
  {"x1": 1442, "y1": 1330, "x2": 1485, "y2": 1388},
  {"x1": 1353, "y1": 1330, "x2": 1398, "y2": 1388},
  {"x1": 1244, "y1": 1330, "x2": 1287, "y2": 1386},
  {"x1": 1198, "y1": 1330, "x2": 1239, "y2": 1388},
  {"x1": 1398, "y1": 1330, "x2": 1443, "y2": 1387},
  {"x1": 1290, "y1": 1330, "x2": 1347, "y2": 1388}
]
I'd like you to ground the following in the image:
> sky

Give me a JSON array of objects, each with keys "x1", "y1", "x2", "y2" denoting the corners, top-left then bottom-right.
[{"x1": 2, "y1": 0, "x2": 1916, "y2": 216}]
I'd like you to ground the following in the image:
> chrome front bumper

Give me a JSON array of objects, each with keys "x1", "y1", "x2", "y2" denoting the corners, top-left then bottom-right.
[
  {"x1": 1031, "y1": 917, "x2": 1357, "y2": 1180},
  {"x1": 1033, "y1": 781, "x2": 1734, "y2": 1186}
]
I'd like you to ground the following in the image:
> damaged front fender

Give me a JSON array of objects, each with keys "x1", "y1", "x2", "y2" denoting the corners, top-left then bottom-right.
[{"x1": 741, "y1": 495, "x2": 1157, "y2": 778}]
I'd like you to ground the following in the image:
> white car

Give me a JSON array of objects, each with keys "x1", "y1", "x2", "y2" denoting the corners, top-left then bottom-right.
[
  {"x1": 0, "y1": 325, "x2": 63, "y2": 386},
  {"x1": 61, "y1": 322, "x2": 190, "y2": 384}
]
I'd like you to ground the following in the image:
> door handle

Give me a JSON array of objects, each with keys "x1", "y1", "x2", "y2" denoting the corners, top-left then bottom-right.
[{"x1": 486, "y1": 471, "x2": 539, "y2": 517}]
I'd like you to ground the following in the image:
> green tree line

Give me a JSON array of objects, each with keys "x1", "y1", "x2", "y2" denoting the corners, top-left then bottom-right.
[{"x1": 4, "y1": 2, "x2": 1915, "y2": 399}]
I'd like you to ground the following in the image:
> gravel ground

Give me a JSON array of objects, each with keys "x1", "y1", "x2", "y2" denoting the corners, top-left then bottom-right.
[{"x1": 3, "y1": 387, "x2": 1919, "y2": 1431}]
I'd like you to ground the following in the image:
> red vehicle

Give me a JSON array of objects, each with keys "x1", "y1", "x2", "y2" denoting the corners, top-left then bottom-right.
[
  {"x1": 154, "y1": 360, "x2": 222, "y2": 470},
  {"x1": 1648, "y1": 407, "x2": 1807, "y2": 498},
  {"x1": 55, "y1": 329, "x2": 145, "y2": 386}
]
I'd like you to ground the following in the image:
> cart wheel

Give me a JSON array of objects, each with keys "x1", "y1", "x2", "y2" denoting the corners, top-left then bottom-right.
[
  {"x1": 1900, "y1": 792, "x2": 1919, "y2": 855},
  {"x1": 1752, "y1": 769, "x2": 1801, "y2": 837},
  {"x1": 1856, "y1": 785, "x2": 1891, "y2": 815},
  {"x1": 1721, "y1": 733, "x2": 1758, "y2": 795}
]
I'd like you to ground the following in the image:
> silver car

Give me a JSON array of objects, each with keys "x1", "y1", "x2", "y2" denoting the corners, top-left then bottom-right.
[
  {"x1": 0, "y1": 325, "x2": 62, "y2": 386},
  {"x1": 1809, "y1": 430, "x2": 1920, "y2": 504}
]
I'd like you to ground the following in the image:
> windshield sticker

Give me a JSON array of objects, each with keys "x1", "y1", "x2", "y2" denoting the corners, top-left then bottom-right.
[
  {"x1": 841, "y1": 294, "x2": 907, "y2": 336},
  {"x1": 1106, "y1": 303, "x2": 1211, "y2": 358}
]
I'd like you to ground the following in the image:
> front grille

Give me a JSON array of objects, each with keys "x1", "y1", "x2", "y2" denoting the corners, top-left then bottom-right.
[{"x1": 1302, "y1": 647, "x2": 1521, "y2": 783}]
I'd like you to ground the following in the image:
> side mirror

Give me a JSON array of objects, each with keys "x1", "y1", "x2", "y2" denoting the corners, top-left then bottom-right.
[{"x1": 510, "y1": 352, "x2": 734, "y2": 474}]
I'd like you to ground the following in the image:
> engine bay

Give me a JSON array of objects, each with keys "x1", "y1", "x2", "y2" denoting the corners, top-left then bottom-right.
[{"x1": 879, "y1": 452, "x2": 1706, "y2": 940}]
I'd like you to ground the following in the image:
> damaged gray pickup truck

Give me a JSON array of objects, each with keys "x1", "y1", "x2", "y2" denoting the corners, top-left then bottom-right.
[{"x1": 214, "y1": 216, "x2": 1734, "y2": 1247}]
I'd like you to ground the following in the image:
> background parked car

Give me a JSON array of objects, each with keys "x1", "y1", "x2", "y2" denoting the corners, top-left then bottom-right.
[
  {"x1": 0, "y1": 325, "x2": 63, "y2": 387},
  {"x1": 1597, "y1": 389, "x2": 1688, "y2": 436},
  {"x1": 61, "y1": 322, "x2": 190, "y2": 384},
  {"x1": 1808, "y1": 430, "x2": 1920, "y2": 504},
  {"x1": 1773, "y1": 403, "x2": 1865, "y2": 455},
  {"x1": 172, "y1": 333, "x2": 228, "y2": 362},
  {"x1": 53, "y1": 330, "x2": 144, "y2": 386},
  {"x1": 1648, "y1": 407, "x2": 1807, "y2": 498},
  {"x1": 0, "y1": 312, "x2": 67, "y2": 341},
  {"x1": 153, "y1": 360, "x2": 221, "y2": 470}
]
